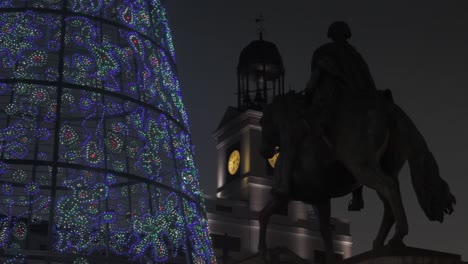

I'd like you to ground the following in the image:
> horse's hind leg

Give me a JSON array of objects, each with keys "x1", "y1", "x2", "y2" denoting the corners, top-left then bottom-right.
[
  {"x1": 313, "y1": 200, "x2": 336, "y2": 264},
  {"x1": 373, "y1": 192, "x2": 395, "y2": 249},
  {"x1": 350, "y1": 163, "x2": 408, "y2": 246},
  {"x1": 258, "y1": 196, "x2": 288, "y2": 252}
]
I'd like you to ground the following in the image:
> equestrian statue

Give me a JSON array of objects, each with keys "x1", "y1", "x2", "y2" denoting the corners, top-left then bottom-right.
[{"x1": 257, "y1": 21, "x2": 456, "y2": 264}]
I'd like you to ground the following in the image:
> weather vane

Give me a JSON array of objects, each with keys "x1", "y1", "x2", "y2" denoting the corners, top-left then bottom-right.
[{"x1": 255, "y1": 13, "x2": 266, "y2": 40}]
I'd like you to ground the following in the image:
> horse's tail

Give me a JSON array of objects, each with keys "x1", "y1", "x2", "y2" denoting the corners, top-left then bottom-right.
[{"x1": 395, "y1": 105, "x2": 456, "y2": 222}]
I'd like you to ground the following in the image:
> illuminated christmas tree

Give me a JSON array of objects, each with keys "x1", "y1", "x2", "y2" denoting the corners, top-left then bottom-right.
[{"x1": 0, "y1": 1, "x2": 215, "y2": 263}]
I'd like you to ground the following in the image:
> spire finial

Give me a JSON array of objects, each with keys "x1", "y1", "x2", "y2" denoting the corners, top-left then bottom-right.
[{"x1": 255, "y1": 13, "x2": 265, "y2": 40}]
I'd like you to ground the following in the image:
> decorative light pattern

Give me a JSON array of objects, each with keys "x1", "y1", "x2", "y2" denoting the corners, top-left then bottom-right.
[{"x1": 0, "y1": 1, "x2": 215, "y2": 263}]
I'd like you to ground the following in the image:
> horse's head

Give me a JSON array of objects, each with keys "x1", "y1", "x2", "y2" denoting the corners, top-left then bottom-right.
[
  {"x1": 259, "y1": 103, "x2": 280, "y2": 159},
  {"x1": 259, "y1": 92, "x2": 303, "y2": 159}
]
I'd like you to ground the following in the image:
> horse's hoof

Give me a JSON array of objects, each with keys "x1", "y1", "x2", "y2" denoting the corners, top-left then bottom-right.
[
  {"x1": 258, "y1": 248, "x2": 270, "y2": 263},
  {"x1": 348, "y1": 199, "x2": 364, "y2": 211},
  {"x1": 387, "y1": 239, "x2": 405, "y2": 248},
  {"x1": 258, "y1": 245, "x2": 267, "y2": 255},
  {"x1": 325, "y1": 256, "x2": 337, "y2": 264},
  {"x1": 372, "y1": 241, "x2": 384, "y2": 250}
]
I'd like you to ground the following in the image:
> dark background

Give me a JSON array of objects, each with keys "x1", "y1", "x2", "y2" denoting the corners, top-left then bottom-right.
[{"x1": 165, "y1": 0, "x2": 468, "y2": 258}]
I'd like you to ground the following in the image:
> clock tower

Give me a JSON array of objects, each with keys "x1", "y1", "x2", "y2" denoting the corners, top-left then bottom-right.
[
  {"x1": 212, "y1": 34, "x2": 285, "y2": 205},
  {"x1": 205, "y1": 27, "x2": 353, "y2": 263}
]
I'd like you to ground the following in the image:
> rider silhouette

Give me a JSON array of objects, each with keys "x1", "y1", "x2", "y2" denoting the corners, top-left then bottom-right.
[
  {"x1": 305, "y1": 21, "x2": 377, "y2": 126},
  {"x1": 305, "y1": 21, "x2": 376, "y2": 211}
]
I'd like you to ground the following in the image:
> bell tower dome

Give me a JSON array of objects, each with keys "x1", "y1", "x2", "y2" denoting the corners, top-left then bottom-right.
[{"x1": 236, "y1": 18, "x2": 285, "y2": 110}]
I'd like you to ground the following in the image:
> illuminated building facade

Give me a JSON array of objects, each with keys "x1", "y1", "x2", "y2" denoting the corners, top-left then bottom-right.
[{"x1": 0, "y1": 0, "x2": 215, "y2": 263}]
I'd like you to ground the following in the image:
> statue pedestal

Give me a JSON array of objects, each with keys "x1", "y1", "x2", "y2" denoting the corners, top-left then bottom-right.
[
  {"x1": 236, "y1": 247, "x2": 310, "y2": 264},
  {"x1": 342, "y1": 246, "x2": 463, "y2": 264}
]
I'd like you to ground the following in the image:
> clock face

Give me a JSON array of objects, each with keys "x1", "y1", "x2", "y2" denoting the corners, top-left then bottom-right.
[
  {"x1": 268, "y1": 153, "x2": 279, "y2": 168},
  {"x1": 227, "y1": 150, "x2": 240, "y2": 175}
]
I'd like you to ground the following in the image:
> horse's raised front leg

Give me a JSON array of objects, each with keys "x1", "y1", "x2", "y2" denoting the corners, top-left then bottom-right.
[
  {"x1": 258, "y1": 196, "x2": 288, "y2": 253},
  {"x1": 348, "y1": 185, "x2": 364, "y2": 211},
  {"x1": 314, "y1": 200, "x2": 336, "y2": 264},
  {"x1": 373, "y1": 192, "x2": 395, "y2": 249}
]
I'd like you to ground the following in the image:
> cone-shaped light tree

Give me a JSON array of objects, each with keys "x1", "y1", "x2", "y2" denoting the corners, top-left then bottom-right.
[{"x1": 0, "y1": 1, "x2": 215, "y2": 263}]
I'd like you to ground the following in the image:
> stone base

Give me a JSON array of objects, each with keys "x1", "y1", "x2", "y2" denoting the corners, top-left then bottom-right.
[
  {"x1": 342, "y1": 246, "x2": 462, "y2": 264},
  {"x1": 236, "y1": 247, "x2": 310, "y2": 264}
]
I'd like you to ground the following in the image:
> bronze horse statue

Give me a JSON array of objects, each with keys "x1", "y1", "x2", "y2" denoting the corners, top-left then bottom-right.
[{"x1": 258, "y1": 90, "x2": 455, "y2": 263}]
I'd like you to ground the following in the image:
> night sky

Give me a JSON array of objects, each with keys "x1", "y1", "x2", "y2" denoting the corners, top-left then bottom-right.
[{"x1": 165, "y1": 0, "x2": 468, "y2": 259}]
